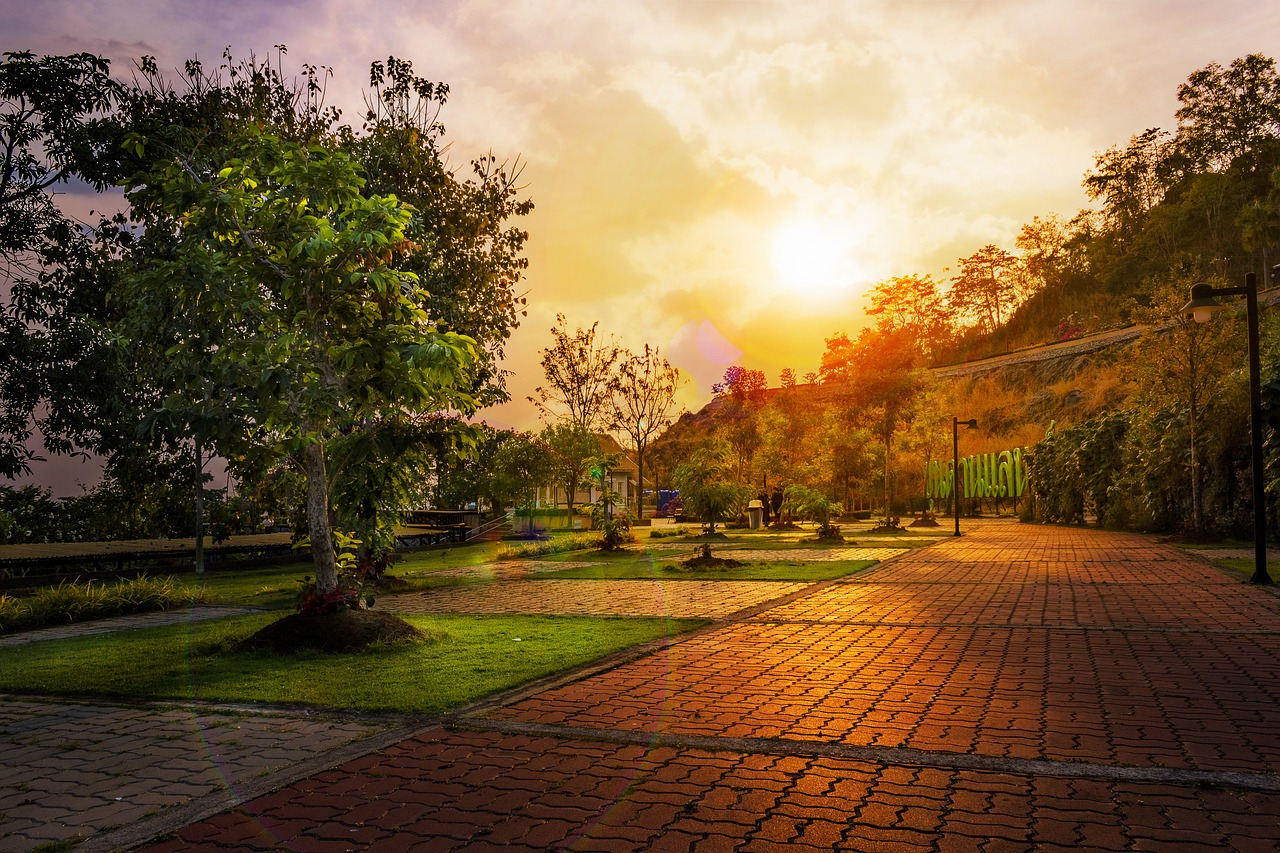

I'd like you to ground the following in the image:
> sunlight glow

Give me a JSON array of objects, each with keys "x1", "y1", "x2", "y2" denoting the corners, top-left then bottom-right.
[{"x1": 769, "y1": 218, "x2": 866, "y2": 300}]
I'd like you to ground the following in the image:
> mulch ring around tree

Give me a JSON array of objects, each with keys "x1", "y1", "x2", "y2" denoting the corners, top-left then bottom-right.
[
  {"x1": 238, "y1": 609, "x2": 430, "y2": 654},
  {"x1": 677, "y1": 543, "x2": 745, "y2": 570}
]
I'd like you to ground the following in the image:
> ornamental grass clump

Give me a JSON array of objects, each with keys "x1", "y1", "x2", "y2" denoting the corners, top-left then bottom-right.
[
  {"x1": 495, "y1": 532, "x2": 598, "y2": 560},
  {"x1": 0, "y1": 576, "x2": 212, "y2": 634}
]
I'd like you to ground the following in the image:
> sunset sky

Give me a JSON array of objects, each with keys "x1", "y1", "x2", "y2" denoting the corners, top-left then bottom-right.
[{"x1": 6, "y1": 0, "x2": 1280, "y2": 494}]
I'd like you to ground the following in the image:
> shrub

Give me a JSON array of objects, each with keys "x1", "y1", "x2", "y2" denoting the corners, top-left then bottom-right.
[
  {"x1": 495, "y1": 533, "x2": 598, "y2": 560},
  {"x1": 0, "y1": 576, "x2": 212, "y2": 634}
]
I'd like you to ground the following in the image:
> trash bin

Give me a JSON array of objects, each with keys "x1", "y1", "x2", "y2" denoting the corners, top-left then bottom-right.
[{"x1": 747, "y1": 499, "x2": 764, "y2": 529}]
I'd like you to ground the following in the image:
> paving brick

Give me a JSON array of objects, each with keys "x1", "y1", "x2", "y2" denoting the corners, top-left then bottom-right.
[{"x1": 10, "y1": 521, "x2": 1280, "y2": 852}]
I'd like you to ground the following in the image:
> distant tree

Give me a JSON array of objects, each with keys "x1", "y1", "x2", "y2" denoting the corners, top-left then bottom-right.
[
  {"x1": 1084, "y1": 127, "x2": 1179, "y2": 243},
  {"x1": 1175, "y1": 53, "x2": 1280, "y2": 175},
  {"x1": 818, "y1": 332, "x2": 857, "y2": 384},
  {"x1": 712, "y1": 365, "x2": 768, "y2": 483},
  {"x1": 489, "y1": 430, "x2": 554, "y2": 511},
  {"x1": 947, "y1": 245, "x2": 1022, "y2": 335},
  {"x1": 819, "y1": 326, "x2": 927, "y2": 517},
  {"x1": 755, "y1": 382, "x2": 819, "y2": 491},
  {"x1": 540, "y1": 422, "x2": 598, "y2": 519},
  {"x1": 865, "y1": 273, "x2": 952, "y2": 358},
  {"x1": 779, "y1": 367, "x2": 797, "y2": 388},
  {"x1": 1122, "y1": 270, "x2": 1243, "y2": 536},
  {"x1": 609, "y1": 344, "x2": 682, "y2": 518},
  {"x1": 531, "y1": 314, "x2": 622, "y2": 430},
  {"x1": 1237, "y1": 165, "x2": 1280, "y2": 274}
]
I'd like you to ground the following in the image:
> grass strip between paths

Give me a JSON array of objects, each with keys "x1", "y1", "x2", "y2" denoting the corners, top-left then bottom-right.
[
  {"x1": 535, "y1": 558, "x2": 876, "y2": 582},
  {"x1": 0, "y1": 612, "x2": 707, "y2": 715}
]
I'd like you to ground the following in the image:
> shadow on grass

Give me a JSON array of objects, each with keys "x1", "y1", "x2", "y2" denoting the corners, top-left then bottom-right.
[{"x1": 0, "y1": 612, "x2": 707, "y2": 715}]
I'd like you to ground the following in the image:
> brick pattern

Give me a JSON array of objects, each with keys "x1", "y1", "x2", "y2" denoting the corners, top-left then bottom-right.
[
  {"x1": 490, "y1": 524, "x2": 1280, "y2": 773},
  {"x1": 0, "y1": 700, "x2": 392, "y2": 852},
  {"x1": 18, "y1": 521, "x2": 1280, "y2": 851},
  {"x1": 143, "y1": 727, "x2": 1280, "y2": 852}
]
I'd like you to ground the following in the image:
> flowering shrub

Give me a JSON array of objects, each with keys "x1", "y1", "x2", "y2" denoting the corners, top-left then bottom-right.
[
  {"x1": 293, "y1": 531, "x2": 374, "y2": 616},
  {"x1": 294, "y1": 575, "x2": 369, "y2": 617}
]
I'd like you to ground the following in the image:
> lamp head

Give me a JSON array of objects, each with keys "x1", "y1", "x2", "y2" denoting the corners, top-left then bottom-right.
[{"x1": 1182, "y1": 282, "x2": 1222, "y2": 324}]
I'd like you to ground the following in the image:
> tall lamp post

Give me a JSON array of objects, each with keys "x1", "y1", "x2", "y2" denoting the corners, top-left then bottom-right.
[
  {"x1": 1181, "y1": 272, "x2": 1272, "y2": 585},
  {"x1": 953, "y1": 417, "x2": 978, "y2": 537}
]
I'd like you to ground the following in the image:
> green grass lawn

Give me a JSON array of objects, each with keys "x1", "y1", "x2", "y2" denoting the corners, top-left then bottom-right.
[
  {"x1": 0, "y1": 612, "x2": 706, "y2": 714},
  {"x1": 1211, "y1": 557, "x2": 1280, "y2": 579},
  {"x1": 189, "y1": 541, "x2": 522, "y2": 609},
  {"x1": 535, "y1": 553, "x2": 876, "y2": 582}
]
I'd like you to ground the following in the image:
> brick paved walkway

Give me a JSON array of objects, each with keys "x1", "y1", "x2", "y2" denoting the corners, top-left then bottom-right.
[
  {"x1": 0, "y1": 698, "x2": 417, "y2": 853},
  {"x1": 10, "y1": 521, "x2": 1280, "y2": 850}
]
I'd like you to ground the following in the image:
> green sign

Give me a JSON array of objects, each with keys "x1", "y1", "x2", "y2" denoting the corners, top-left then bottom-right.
[{"x1": 925, "y1": 449, "x2": 1026, "y2": 507}]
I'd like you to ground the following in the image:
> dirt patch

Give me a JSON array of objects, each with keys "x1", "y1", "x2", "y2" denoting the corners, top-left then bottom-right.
[
  {"x1": 238, "y1": 610, "x2": 428, "y2": 654},
  {"x1": 909, "y1": 517, "x2": 941, "y2": 528},
  {"x1": 370, "y1": 575, "x2": 415, "y2": 592},
  {"x1": 676, "y1": 543, "x2": 745, "y2": 570}
]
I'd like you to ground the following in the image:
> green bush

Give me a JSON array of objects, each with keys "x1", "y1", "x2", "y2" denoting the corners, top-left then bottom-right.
[{"x1": 0, "y1": 576, "x2": 213, "y2": 634}]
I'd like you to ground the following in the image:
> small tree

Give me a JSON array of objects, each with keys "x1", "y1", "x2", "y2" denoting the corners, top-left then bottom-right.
[
  {"x1": 540, "y1": 423, "x2": 598, "y2": 519},
  {"x1": 783, "y1": 484, "x2": 844, "y2": 540},
  {"x1": 530, "y1": 315, "x2": 621, "y2": 430},
  {"x1": 609, "y1": 344, "x2": 682, "y2": 518},
  {"x1": 586, "y1": 451, "x2": 633, "y2": 550},
  {"x1": 673, "y1": 443, "x2": 750, "y2": 534}
]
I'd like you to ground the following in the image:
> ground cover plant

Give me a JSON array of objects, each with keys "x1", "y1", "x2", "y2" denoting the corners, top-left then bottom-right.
[
  {"x1": 495, "y1": 532, "x2": 600, "y2": 560},
  {"x1": 0, "y1": 543, "x2": 520, "y2": 631},
  {"x1": 0, "y1": 576, "x2": 212, "y2": 633},
  {"x1": 1206, "y1": 557, "x2": 1280, "y2": 579},
  {"x1": 532, "y1": 545, "x2": 876, "y2": 582},
  {"x1": 0, "y1": 612, "x2": 707, "y2": 714}
]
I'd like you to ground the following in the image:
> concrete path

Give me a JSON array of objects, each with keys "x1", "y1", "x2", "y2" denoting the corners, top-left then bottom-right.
[{"x1": 9, "y1": 522, "x2": 1280, "y2": 851}]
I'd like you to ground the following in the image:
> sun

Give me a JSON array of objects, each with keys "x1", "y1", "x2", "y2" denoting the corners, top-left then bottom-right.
[{"x1": 769, "y1": 218, "x2": 865, "y2": 299}]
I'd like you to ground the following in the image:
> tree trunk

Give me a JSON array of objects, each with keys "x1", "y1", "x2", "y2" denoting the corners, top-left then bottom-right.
[
  {"x1": 883, "y1": 433, "x2": 892, "y2": 518},
  {"x1": 636, "y1": 445, "x2": 645, "y2": 521},
  {"x1": 301, "y1": 441, "x2": 339, "y2": 593}
]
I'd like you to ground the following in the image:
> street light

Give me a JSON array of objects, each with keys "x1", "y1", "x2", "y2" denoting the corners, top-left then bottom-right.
[
  {"x1": 953, "y1": 417, "x2": 978, "y2": 537},
  {"x1": 1181, "y1": 272, "x2": 1272, "y2": 585}
]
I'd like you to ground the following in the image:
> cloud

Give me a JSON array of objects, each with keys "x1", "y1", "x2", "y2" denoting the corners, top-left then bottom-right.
[{"x1": 8, "y1": 0, "x2": 1280, "y2": 451}]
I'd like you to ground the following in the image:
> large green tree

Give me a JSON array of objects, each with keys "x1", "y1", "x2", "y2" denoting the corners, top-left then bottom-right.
[
  {"x1": 344, "y1": 57, "x2": 533, "y2": 408},
  {"x1": 0, "y1": 51, "x2": 120, "y2": 476},
  {"x1": 119, "y1": 129, "x2": 478, "y2": 592}
]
